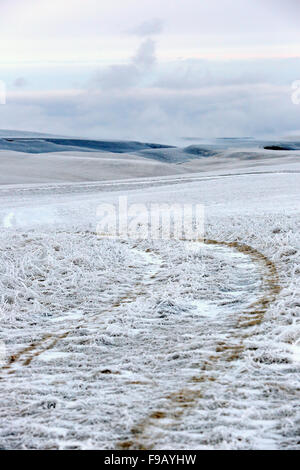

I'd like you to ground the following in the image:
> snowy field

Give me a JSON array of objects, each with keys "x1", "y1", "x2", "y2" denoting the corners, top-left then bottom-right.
[{"x1": 0, "y1": 143, "x2": 300, "y2": 449}]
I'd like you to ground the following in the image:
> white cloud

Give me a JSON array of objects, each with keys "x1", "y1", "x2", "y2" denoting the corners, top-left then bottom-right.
[
  {"x1": 1, "y1": 0, "x2": 300, "y2": 64},
  {"x1": 133, "y1": 39, "x2": 156, "y2": 67},
  {"x1": 91, "y1": 38, "x2": 157, "y2": 90},
  {"x1": 1, "y1": 1, "x2": 300, "y2": 143},
  {"x1": 2, "y1": 81, "x2": 299, "y2": 144},
  {"x1": 128, "y1": 18, "x2": 164, "y2": 36}
]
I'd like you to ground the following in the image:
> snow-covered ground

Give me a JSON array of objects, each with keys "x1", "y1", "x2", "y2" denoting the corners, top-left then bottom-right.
[{"x1": 0, "y1": 147, "x2": 299, "y2": 449}]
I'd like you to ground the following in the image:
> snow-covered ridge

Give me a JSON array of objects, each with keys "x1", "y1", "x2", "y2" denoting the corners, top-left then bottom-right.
[
  {"x1": 0, "y1": 137, "x2": 173, "y2": 155},
  {"x1": 1, "y1": 131, "x2": 300, "y2": 163}
]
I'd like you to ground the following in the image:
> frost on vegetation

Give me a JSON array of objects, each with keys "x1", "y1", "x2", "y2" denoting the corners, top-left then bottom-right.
[{"x1": 0, "y1": 210, "x2": 300, "y2": 449}]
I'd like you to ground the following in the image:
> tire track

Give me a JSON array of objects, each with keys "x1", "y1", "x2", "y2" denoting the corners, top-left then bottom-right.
[
  {"x1": 0, "y1": 239, "x2": 162, "y2": 374},
  {"x1": 0, "y1": 236, "x2": 281, "y2": 449},
  {"x1": 117, "y1": 238, "x2": 281, "y2": 450}
]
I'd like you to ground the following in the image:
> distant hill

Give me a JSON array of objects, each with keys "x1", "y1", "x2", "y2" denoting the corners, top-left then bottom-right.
[
  {"x1": 0, "y1": 135, "x2": 174, "y2": 155},
  {"x1": 1, "y1": 131, "x2": 300, "y2": 164}
]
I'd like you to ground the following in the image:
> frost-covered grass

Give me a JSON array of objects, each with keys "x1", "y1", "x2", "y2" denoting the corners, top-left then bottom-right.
[{"x1": 0, "y1": 169, "x2": 299, "y2": 450}]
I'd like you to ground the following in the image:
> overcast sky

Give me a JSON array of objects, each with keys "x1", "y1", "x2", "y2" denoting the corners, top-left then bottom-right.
[{"x1": 1, "y1": 0, "x2": 300, "y2": 142}]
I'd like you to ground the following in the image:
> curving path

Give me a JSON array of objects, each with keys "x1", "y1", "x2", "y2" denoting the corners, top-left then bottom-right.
[{"x1": 0, "y1": 231, "x2": 281, "y2": 449}]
